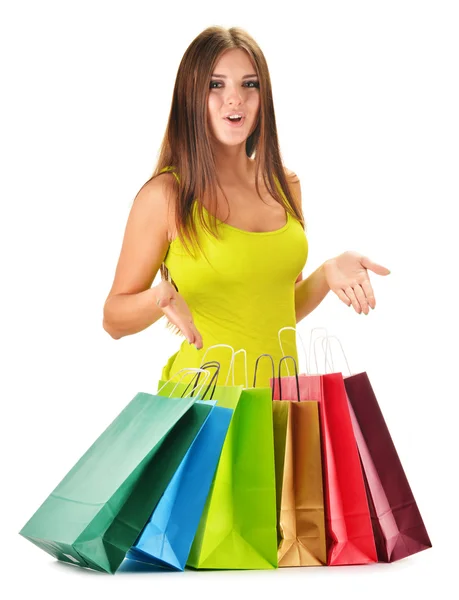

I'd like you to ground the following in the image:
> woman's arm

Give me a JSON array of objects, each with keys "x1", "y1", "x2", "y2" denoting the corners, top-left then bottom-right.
[
  {"x1": 287, "y1": 170, "x2": 390, "y2": 321},
  {"x1": 294, "y1": 264, "x2": 330, "y2": 323},
  {"x1": 102, "y1": 174, "x2": 174, "y2": 339},
  {"x1": 104, "y1": 288, "x2": 163, "y2": 339},
  {"x1": 285, "y1": 168, "x2": 331, "y2": 323}
]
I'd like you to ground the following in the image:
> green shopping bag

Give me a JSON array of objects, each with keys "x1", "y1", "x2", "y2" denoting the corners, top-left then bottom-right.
[
  {"x1": 19, "y1": 369, "x2": 214, "y2": 574},
  {"x1": 156, "y1": 355, "x2": 278, "y2": 570}
]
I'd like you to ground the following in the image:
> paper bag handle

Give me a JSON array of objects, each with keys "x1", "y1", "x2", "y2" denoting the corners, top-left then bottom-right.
[
  {"x1": 277, "y1": 355, "x2": 300, "y2": 401},
  {"x1": 157, "y1": 367, "x2": 211, "y2": 399},
  {"x1": 253, "y1": 353, "x2": 275, "y2": 399},
  {"x1": 231, "y1": 348, "x2": 248, "y2": 388},
  {"x1": 199, "y1": 343, "x2": 236, "y2": 386},
  {"x1": 194, "y1": 360, "x2": 220, "y2": 400},
  {"x1": 277, "y1": 326, "x2": 308, "y2": 375},
  {"x1": 320, "y1": 335, "x2": 353, "y2": 375}
]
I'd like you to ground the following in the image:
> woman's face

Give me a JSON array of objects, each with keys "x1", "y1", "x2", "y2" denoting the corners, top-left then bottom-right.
[{"x1": 207, "y1": 48, "x2": 260, "y2": 146}]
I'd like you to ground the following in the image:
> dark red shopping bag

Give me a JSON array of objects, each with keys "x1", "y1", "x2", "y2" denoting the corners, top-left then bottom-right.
[
  {"x1": 271, "y1": 357, "x2": 378, "y2": 566},
  {"x1": 343, "y1": 370, "x2": 432, "y2": 561}
]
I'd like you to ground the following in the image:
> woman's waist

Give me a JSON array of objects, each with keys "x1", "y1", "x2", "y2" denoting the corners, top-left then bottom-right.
[{"x1": 192, "y1": 300, "x2": 295, "y2": 335}]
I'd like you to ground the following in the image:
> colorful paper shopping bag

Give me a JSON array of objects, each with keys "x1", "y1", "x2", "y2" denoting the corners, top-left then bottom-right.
[
  {"x1": 19, "y1": 375, "x2": 212, "y2": 573},
  {"x1": 159, "y1": 355, "x2": 278, "y2": 569},
  {"x1": 271, "y1": 361, "x2": 378, "y2": 565},
  {"x1": 270, "y1": 355, "x2": 327, "y2": 566},
  {"x1": 186, "y1": 384, "x2": 278, "y2": 570},
  {"x1": 317, "y1": 335, "x2": 432, "y2": 561},
  {"x1": 126, "y1": 399, "x2": 233, "y2": 570}
]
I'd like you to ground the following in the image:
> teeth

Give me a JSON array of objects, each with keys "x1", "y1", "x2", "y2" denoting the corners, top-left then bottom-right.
[{"x1": 228, "y1": 115, "x2": 242, "y2": 120}]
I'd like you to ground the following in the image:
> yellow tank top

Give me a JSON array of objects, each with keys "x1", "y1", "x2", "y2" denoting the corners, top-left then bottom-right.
[{"x1": 159, "y1": 166, "x2": 308, "y2": 389}]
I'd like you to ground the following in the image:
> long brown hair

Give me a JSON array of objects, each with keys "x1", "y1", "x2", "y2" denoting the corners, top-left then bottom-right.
[{"x1": 143, "y1": 25, "x2": 306, "y2": 288}]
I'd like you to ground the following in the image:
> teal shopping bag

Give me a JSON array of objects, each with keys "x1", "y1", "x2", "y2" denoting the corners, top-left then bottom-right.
[{"x1": 19, "y1": 370, "x2": 213, "y2": 574}]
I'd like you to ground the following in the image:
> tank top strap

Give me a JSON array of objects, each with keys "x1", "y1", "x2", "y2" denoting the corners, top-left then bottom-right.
[{"x1": 159, "y1": 165, "x2": 181, "y2": 185}]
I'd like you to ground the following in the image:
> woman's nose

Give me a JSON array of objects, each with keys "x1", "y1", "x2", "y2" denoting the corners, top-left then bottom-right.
[{"x1": 224, "y1": 85, "x2": 244, "y2": 104}]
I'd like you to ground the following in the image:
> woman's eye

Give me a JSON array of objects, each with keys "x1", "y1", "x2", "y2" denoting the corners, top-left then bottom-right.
[{"x1": 209, "y1": 80, "x2": 260, "y2": 89}]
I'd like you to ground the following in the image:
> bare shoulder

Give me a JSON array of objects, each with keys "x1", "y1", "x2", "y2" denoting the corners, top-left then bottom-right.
[
  {"x1": 103, "y1": 172, "x2": 177, "y2": 302},
  {"x1": 136, "y1": 171, "x2": 176, "y2": 212},
  {"x1": 135, "y1": 172, "x2": 178, "y2": 241},
  {"x1": 284, "y1": 167, "x2": 300, "y2": 184},
  {"x1": 283, "y1": 167, "x2": 302, "y2": 210}
]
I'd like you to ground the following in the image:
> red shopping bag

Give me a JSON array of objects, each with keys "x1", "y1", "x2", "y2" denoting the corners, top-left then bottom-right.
[
  {"x1": 270, "y1": 355, "x2": 377, "y2": 566},
  {"x1": 320, "y1": 336, "x2": 432, "y2": 562}
]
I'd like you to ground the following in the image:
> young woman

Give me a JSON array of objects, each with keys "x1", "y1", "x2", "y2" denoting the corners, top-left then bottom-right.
[{"x1": 102, "y1": 26, "x2": 390, "y2": 389}]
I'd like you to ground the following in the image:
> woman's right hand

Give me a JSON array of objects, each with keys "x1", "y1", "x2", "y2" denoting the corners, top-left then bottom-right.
[{"x1": 154, "y1": 280, "x2": 203, "y2": 349}]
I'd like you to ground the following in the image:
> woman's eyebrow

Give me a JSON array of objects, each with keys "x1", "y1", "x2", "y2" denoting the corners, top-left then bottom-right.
[{"x1": 211, "y1": 73, "x2": 258, "y2": 79}]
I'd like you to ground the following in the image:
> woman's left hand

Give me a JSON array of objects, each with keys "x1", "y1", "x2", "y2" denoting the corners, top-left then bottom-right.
[{"x1": 323, "y1": 251, "x2": 391, "y2": 314}]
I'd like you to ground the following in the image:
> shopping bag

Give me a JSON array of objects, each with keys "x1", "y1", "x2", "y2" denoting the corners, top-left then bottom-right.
[
  {"x1": 322, "y1": 335, "x2": 432, "y2": 561},
  {"x1": 176, "y1": 349, "x2": 277, "y2": 570},
  {"x1": 158, "y1": 347, "x2": 278, "y2": 569},
  {"x1": 269, "y1": 355, "x2": 327, "y2": 566},
  {"x1": 19, "y1": 368, "x2": 214, "y2": 574},
  {"x1": 127, "y1": 362, "x2": 233, "y2": 571},
  {"x1": 270, "y1": 334, "x2": 378, "y2": 566},
  {"x1": 187, "y1": 385, "x2": 278, "y2": 569}
]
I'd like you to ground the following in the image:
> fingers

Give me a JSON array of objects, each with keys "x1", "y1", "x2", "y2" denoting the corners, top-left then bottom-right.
[
  {"x1": 361, "y1": 279, "x2": 376, "y2": 309},
  {"x1": 361, "y1": 256, "x2": 391, "y2": 275},
  {"x1": 344, "y1": 286, "x2": 361, "y2": 313},
  {"x1": 336, "y1": 283, "x2": 375, "y2": 314},
  {"x1": 172, "y1": 300, "x2": 202, "y2": 347},
  {"x1": 174, "y1": 317, "x2": 196, "y2": 345},
  {"x1": 156, "y1": 283, "x2": 203, "y2": 348},
  {"x1": 184, "y1": 324, "x2": 203, "y2": 350},
  {"x1": 189, "y1": 322, "x2": 203, "y2": 350},
  {"x1": 343, "y1": 285, "x2": 371, "y2": 314},
  {"x1": 353, "y1": 284, "x2": 370, "y2": 314},
  {"x1": 335, "y1": 288, "x2": 351, "y2": 307},
  {"x1": 167, "y1": 311, "x2": 203, "y2": 350}
]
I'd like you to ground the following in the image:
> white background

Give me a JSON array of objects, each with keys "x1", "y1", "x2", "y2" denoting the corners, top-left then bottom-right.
[{"x1": 1, "y1": 1, "x2": 457, "y2": 598}]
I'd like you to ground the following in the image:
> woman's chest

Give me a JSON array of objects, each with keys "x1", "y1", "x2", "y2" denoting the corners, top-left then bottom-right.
[
  {"x1": 166, "y1": 218, "x2": 308, "y2": 295},
  {"x1": 203, "y1": 183, "x2": 288, "y2": 233}
]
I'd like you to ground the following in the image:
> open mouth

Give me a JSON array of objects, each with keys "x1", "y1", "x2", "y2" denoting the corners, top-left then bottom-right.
[{"x1": 224, "y1": 116, "x2": 245, "y2": 127}]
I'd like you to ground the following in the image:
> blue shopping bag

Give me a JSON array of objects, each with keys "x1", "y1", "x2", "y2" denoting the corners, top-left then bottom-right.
[
  {"x1": 126, "y1": 366, "x2": 234, "y2": 571},
  {"x1": 19, "y1": 367, "x2": 214, "y2": 574}
]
